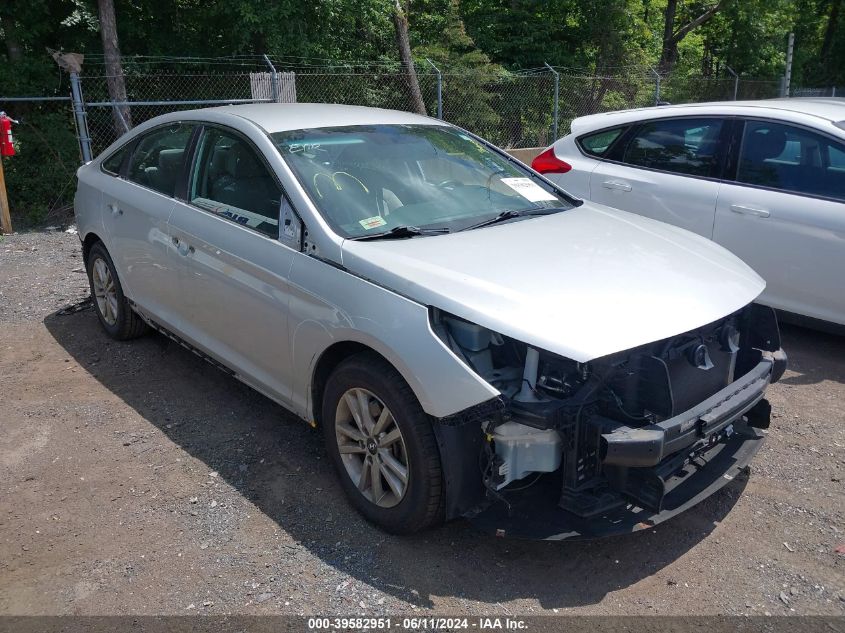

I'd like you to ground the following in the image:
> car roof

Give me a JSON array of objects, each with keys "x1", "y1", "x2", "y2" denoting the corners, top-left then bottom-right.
[
  {"x1": 570, "y1": 98, "x2": 845, "y2": 134},
  {"x1": 179, "y1": 102, "x2": 441, "y2": 133}
]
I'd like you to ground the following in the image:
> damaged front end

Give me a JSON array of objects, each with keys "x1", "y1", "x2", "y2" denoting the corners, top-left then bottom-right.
[{"x1": 430, "y1": 304, "x2": 786, "y2": 540}]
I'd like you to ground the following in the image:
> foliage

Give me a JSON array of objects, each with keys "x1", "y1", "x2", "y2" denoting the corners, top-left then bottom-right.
[
  {"x1": 0, "y1": 0, "x2": 843, "y2": 224},
  {"x1": 2, "y1": 107, "x2": 79, "y2": 227}
]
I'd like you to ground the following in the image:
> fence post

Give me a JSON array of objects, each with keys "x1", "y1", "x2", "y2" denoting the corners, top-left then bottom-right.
[
  {"x1": 425, "y1": 58, "x2": 442, "y2": 119},
  {"x1": 650, "y1": 67, "x2": 661, "y2": 106},
  {"x1": 263, "y1": 54, "x2": 281, "y2": 103},
  {"x1": 726, "y1": 66, "x2": 739, "y2": 100},
  {"x1": 69, "y1": 71, "x2": 93, "y2": 163},
  {"x1": 544, "y1": 63, "x2": 559, "y2": 141}
]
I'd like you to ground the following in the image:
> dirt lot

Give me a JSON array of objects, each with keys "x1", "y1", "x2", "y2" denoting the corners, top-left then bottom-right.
[{"x1": 0, "y1": 229, "x2": 843, "y2": 617}]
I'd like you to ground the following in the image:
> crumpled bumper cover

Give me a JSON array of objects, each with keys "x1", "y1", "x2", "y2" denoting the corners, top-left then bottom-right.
[
  {"x1": 467, "y1": 352, "x2": 784, "y2": 540},
  {"x1": 601, "y1": 356, "x2": 776, "y2": 468},
  {"x1": 468, "y1": 424, "x2": 764, "y2": 540}
]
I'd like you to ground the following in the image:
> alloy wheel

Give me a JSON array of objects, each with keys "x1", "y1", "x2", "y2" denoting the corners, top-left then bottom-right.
[
  {"x1": 91, "y1": 256, "x2": 119, "y2": 326},
  {"x1": 334, "y1": 388, "x2": 409, "y2": 508}
]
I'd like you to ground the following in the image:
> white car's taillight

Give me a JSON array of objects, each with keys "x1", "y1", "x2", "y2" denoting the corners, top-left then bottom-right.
[{"x1": 531, "y1": 147, "x2": 572, "y2": 174}]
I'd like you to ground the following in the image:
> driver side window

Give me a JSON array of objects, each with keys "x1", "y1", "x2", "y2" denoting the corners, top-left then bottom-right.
[
  {"x1": 127, "y1": 123, "x2": 195, "y2": 196},
  {"x1": 190, "y1": 127, "x2": 282, "y2": 238}
]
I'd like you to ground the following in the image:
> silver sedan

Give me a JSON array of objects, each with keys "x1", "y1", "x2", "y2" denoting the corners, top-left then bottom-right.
[{"x1": 74, "y1": 104, "x2": 785, "y2": 539}]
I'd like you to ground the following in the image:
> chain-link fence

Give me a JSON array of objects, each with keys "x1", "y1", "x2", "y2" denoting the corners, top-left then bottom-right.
[
  {"x1": 0, "y1": 56, "x2": 840, "y2": 224},
  {"x1": 66, "y1": 59, "x2": 819, "y2": 159},
  {"x1": 81, "y1": 71, "x2": 270, "y2": 156}
]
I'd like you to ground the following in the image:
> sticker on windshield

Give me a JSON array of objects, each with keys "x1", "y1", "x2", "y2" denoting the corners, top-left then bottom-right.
[
  {"x1": 500, "y1": 177, "x2": 558, "y2": 202},
  {"x1": 359, "y1": 216, "x2": 387, "y2": 230}
]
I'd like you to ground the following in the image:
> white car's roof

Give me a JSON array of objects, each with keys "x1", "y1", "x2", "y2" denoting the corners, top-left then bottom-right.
[
  {"x1": 570, "y1": 98, "x2": 845, "y2": 134},
  {"x1": 192, "y1": 103, "x2": 440, "y2": 133}
]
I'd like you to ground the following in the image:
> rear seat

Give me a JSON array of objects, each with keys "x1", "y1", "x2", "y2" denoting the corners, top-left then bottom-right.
[{"x1": 144, "y1": 148, "x2": 184, "y2": 196}]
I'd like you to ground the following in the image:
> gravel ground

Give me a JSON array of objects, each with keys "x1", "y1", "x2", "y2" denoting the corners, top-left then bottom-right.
[{"x1": 0, "y1": 229, "x2": 843, "y2": 616}]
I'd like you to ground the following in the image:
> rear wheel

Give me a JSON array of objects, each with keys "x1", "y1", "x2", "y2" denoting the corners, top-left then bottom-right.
[
  {"x1": 85, "y1": 242, "x2": 148, "y2": 340},
  {"x1": 322, "y1": 353, "x2": 444, "y2": 534}
]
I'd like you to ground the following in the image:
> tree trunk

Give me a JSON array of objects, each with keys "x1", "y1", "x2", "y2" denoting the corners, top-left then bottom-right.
[
  {"x1": 658, "y1": 0, "x2": 678, "y2": 73},
  {"x1": 393, "y1": 0, "x2": 427, "y2": 115},
  {"x1": 4, "y1": 35, "x2": 23, "y2": 62},
  {"x1": 0, "y1": 11, "x2": 23, "y2": 62},
  {"x1": 659, "y1": 0, "x2": 728, "y2": 74},
  {"x1": 97, "y1": 0, "x2": 132, "y2": 135},
  {"x1": 820, "y1": 0, "x2": 841, "y2": 65}
]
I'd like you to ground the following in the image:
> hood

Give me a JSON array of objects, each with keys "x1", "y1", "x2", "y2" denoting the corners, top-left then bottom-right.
[{"x1": 340, "y1": 204, "x2": 765, "y2": 362}]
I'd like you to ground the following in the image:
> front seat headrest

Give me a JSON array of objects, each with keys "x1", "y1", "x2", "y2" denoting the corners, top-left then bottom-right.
[{"x1": 745, "y1": 127, "x2": 787, "y2": 163}]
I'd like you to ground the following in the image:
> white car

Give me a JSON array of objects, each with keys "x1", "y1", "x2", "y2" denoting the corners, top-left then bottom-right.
[{"x1": 534, "y1": 98, "x2": 845, "y2": 327}]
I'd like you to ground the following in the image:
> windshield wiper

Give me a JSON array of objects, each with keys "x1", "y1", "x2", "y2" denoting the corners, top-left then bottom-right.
[
  {"x1": 458, "y1": 208, "x2": 561, "y2": 232},
  {"x1": 351, "y1": 225, "x2": 451, "y2": 241}
]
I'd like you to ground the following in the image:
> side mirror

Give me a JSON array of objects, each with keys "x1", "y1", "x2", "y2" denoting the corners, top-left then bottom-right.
[{"x1": 279, "y1": 197, "x2": 304, "y2": 251}]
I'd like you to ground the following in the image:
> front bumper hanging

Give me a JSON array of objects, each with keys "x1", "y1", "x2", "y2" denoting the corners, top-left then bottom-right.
[{"x1": 467, "y1": 354, "x2": 782, "y2": 540}]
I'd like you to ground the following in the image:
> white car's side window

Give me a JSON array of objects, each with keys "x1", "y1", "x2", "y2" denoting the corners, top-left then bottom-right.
[
  {"x1": 126, "y1": 123, "x2": 195, "y2": 197},
  {"x1": 101, "y1": 146, "x2": 128, "y2": 175},
  {"x1": 621, "y1": 118, "x2": 724, "y2": 178},
  {"x1": 737, "y1": 120, "x2": 845, "y2": 202},
  {"x1": 190, "y1": 127, "x2": 282, "y2": 238},
  {"x1": 578, "y1": 127, "x2": 625, "y2": 157}
]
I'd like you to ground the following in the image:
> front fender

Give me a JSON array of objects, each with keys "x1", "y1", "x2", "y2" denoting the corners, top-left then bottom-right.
[{"x1": 287, "y1": 254, "x2": 499, "y2": 421}]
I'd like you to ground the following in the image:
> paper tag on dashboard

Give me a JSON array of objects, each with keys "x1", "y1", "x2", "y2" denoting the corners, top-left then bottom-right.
[
  {"x1": 500, "y1": 177, "x2": 557, "y2": 202},
  {"x1": 359, "y1": 216, "x2": 387, "y2": 230}
]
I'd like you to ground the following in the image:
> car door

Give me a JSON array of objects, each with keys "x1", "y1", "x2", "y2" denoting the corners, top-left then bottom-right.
[
  {"x1": 99, "y1": 122, "x2": 195, "y2": 327},
  {"x1": 713, "y1": 118, "x2": 845, "y2": 325},
  {"x1": 167, "y1": 124, "x2": 300, "y2": 404},
  {"x1": 589, "y1": 116, "x2": 729, "y2": 238}
]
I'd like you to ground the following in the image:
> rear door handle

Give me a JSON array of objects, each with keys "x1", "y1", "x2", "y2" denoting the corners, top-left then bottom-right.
[
  {"x1": 172, "y1": 236, "x2": 192, "y2": 256},
  {"x1": 730, "y1": 204, "x2": 770, "y2": 218},
  {"x1": 108, "y1": 203, "x2": 123, "y2": 216},
  {"x1": 602, "y1": 180, "x2": 632, "y2": 192}
]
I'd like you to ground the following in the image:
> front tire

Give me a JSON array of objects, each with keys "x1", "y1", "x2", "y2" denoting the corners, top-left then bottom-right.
[
  {"x1": 85, "y1": 242, "x2": 148, "y2": 340},
  {"x1": 322, "y1": 352, "x2": 444, "y2": 534}
]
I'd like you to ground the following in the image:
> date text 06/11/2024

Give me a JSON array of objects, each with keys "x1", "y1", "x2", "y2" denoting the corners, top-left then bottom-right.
[{"x1": 306, "y1": 617, "x2": 529, "y2": 630}]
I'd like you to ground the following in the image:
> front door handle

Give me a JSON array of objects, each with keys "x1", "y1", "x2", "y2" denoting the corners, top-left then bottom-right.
[
  {"x1": 602, "y1": 180, "x2": 632, "y2": 192},
  {"x1": 108, "y1": 203, "x2": 123, "y2": 216},
  {"x1": 730, "y1": 204, "x2": 770, "y2": 218}
]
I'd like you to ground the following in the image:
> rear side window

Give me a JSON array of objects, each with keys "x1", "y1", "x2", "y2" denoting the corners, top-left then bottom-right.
[
  {"x1": 737, "y1": 120, "x2": 845, "y2": 201},
  {"x1": 579, "y1": 127, "x2": 624, "y2": 157},
  {"x1": 621, "y1": 118, "x2": 724, "y2": 177},
  {"x1": 189, "y1": 127, "x2": 282, "y2": 238},
  {"x1": 127, "y1": 123, "x2": 195, "y2": 197},
  {"x1": 102, "y1": 147, "x2": 127, "y2": 175}
]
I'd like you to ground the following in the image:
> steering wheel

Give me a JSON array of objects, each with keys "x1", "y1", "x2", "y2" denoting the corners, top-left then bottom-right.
[
  {"x1": 333, "y1": 171, "x2": 370, "y2": 195},
  {"x1": 314, "y1": 171, "x2": 371, "y2": 196},
  {"x1": 436, "y1": 179, "x2": 463, "y2": 189}
]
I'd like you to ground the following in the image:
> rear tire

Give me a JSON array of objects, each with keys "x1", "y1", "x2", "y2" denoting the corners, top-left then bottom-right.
[
  {"x1": 322, "y1": 352, "x2": 444, "y2": 534},
  {"x1": 85, "y1": 241, "x2": 148, "y2": 340}
]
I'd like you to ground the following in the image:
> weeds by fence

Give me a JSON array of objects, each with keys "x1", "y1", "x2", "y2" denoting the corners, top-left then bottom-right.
[{"x1": 0, "y1": 55, "x2": 839, "y2": 225}]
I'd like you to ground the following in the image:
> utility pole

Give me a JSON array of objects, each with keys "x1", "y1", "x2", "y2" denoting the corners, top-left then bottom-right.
[{"x1": 783, "y1": 32, "x2": 794, "y2": 97}]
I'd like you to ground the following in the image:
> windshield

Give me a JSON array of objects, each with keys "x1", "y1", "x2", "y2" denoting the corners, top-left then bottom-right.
[{"x1": 270, "y1": 124, "x2": 574, "y2": 239}]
